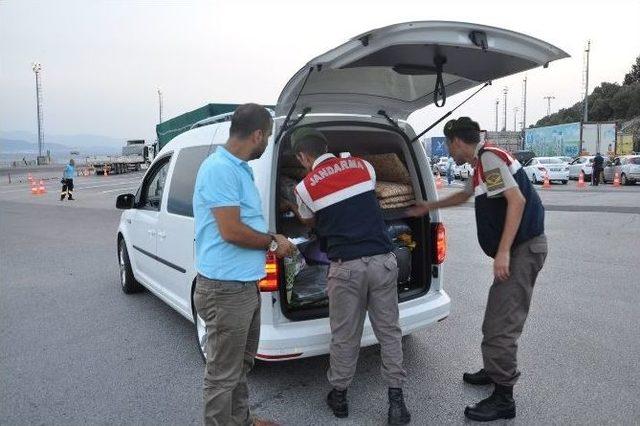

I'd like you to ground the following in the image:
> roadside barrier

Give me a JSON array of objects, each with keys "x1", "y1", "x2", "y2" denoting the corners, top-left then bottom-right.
[{"x1": 577, "y1": 171, "x2": 586, "y2": 189}]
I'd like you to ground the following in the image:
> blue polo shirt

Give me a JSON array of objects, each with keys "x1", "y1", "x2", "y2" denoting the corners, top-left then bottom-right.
[
  {"x1": 63, "y1": 164, "x2": 75, "y2": 179},
  {"x1": 193, "y1": 146, "x2": 268, "y2": 281}
]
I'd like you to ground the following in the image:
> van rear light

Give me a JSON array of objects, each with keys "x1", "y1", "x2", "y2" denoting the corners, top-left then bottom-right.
[
  {"x1": 432, "y1": 222, "x2": 447, "y2": 264},
  {"x1": 258, "y1": 252, "x2": 279, "y2": 292}
]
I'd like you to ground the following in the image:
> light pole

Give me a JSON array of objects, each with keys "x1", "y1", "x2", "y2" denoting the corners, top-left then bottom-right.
[
  {"x1": 32, "y1": 62, "x2": 44, "y2": 160},
  {"x1": 157, "y1": 88, "x2": 163, "y2": 124},
  {"x1": 495, "y1": 99, "x2": 500, "y2": 132},
  {"x1": 544, "y1": 95, "x2": 555, "y2": 116},
  {"x1": 502, "y1": 87, "x2": 509, "y2": 132}
]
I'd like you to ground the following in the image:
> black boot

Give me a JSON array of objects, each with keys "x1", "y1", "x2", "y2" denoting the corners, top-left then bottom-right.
[
  {"x1": 464, "y1": 384, "x2": 516, "y2": 422},
  {"x1": 388, "y1": 388, "x2": 411, "y2": 425},
  {"x1": 463, "y1": 368, "x2": 494, "y2": 385},
  {"x1": 326, "y1": 388, "x2": 348, "y2": 418}
]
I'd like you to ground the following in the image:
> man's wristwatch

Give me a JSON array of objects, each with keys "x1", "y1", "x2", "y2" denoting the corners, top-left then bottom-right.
[{"x1": 268, "y1": 235, "x2": 279, "y2": 252}]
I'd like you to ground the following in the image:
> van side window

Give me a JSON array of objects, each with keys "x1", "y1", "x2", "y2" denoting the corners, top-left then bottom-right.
[
  {"x1": 139, "y1": 156, "x2": 171, "y2": 211},
  {"x1": 167, "y1": 145, "x2": 216, "y2": 217}
]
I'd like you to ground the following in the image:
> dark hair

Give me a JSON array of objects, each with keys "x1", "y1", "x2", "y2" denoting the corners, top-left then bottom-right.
[
  {"x1": 229, "y1": 103, "x2": 272, "y2": 138},
  {"x1": 444, "y1": 117, "x2": 481, "y2": 145},
  {"x1": 293, "y1": 138, "x2": 327, "y2": 157},
  {"x1": 449, "y1": 129, "x2": 481, "y2": 145}
]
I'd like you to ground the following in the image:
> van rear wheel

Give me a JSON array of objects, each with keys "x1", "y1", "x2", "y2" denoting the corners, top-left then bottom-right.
[{"x1": 192, "y1": 295, "x2": 212, "y2": 362}]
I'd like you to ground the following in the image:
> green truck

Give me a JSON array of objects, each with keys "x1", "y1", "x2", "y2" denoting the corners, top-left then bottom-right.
[{"x1": 155, "y1": 103, "x2": 274, "y2": 152}]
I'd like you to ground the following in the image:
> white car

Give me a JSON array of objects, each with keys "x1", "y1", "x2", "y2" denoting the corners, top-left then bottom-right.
[
  {"x1": 432, "y1": 157, "x2": 449, "y2": 175},
  {"x1": 455, "y1": 163, "x2": 473, "y2": 180},
  {"x1": 523, "y1": 157, "x2": 570, "y2": 184},
  {"x1": 603, "y1": 155, "x2": 640, "y2": 185},
  {"x1": 568, "y1": 156, "x2": 595, "y2": 180},
  {"x1": 114, "y1": 21, "x2": 566, "y2": 361}
]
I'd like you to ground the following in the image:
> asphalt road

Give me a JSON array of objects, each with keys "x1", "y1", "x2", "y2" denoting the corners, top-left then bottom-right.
[{"x1": 1, "y1": 175, "x2": 639, "y2": 425}]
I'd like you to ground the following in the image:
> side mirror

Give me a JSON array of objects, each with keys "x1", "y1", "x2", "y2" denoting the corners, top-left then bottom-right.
[{"x1": 116, "y1": 193, "x2": 136, "y2": 209}]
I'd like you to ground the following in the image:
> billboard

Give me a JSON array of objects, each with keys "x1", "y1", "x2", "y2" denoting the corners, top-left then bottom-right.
[
  {"x1": 430, "y1": 136, "x2": 448, "y2": 158},
  {"x1": 617, "y1": 134, "x2": 634, "y2": 155},
  {"x1": 525, "y1": 123, "x2": 581, "y2": 157}
]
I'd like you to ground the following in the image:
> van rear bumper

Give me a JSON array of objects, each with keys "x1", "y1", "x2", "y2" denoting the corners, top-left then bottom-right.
[{"x1": 255, "y1": 289, "x2": 451, "y2": 361}]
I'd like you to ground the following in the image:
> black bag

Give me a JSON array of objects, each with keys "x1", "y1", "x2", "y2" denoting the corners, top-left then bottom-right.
[{"x1": 393, "y1": 246, "x2": 412, "y2": 286}]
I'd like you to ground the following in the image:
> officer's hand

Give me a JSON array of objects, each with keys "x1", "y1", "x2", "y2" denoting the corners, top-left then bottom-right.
[
  {"x1": 494, "y1": 250, "x2": 511, "y2": 282},
  {"x1": 406, "y1": 202, "x2": 432, "y2": 217},
  {"x1": 274, "y1": 234, "x2": 296, "y2": 259}
]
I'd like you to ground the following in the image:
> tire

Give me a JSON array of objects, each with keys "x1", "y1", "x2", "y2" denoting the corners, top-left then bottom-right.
[
  {"x1": 621, "y1": 174, "x2": 628, "y2": 185},
  {"x1": 118, "y1": 238, "x2": 143, "y2": 294},
  {"x1": 532, "y1": 174, "x2": 539, "y2": 184},
  {"x1": 562, "y1": 180, "x2": 568, "y2": 185},
  {"x1": 192, "y1": 292, "x2": 210, "y2": 363}
]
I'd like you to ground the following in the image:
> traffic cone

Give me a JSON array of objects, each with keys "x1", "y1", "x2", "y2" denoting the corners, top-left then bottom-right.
[
  {"x1": 435, "y1": 172, "x2": 444, "y2": 189},
  {"x1": 30, "y1": 180, "x2": 38, "y2": 195},
  {"x1": 613, "y1": 172, "x2": 621, "y2": 187},
  {"x1": 38, "y1": 179, "x2": 46, "y2": 194},
  {"x1": 542, "y1": 172, "x2": 551, "y2": 189},
  {"x1": 28, "y1": 173, "x2": 33, "y2": 183},
  {"x1": 577, "y1": 171, "x2": 586, "y2": 189}
]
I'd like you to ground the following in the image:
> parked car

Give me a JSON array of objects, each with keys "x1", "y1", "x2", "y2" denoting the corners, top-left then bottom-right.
[
  {"x1": 114, "y1": 21, "x2": 566, "y2": 361},
  {"x1": 523, "y1": 157, "x2": 570, "y2": 184},
  {"x1": 455, "y1": 162, "x2": 473, "y2": 180},
  {"x1": 603, "y1": 155, "x2": 640, "y2": 185},
  {"x1": 568, "y1": 156, "x2": 596, "y2": 180},
  {"x1": 432, "y1": 157, "x2": 449, "y2": 175},
  {"x1": 512, "y1": 150, "x2": 536, "y2": 165}
]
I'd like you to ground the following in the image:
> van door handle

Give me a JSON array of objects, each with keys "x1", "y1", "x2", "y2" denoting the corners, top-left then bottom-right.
[{"x1": 157, "y1": 231, "x2": 166, "y2": 240}]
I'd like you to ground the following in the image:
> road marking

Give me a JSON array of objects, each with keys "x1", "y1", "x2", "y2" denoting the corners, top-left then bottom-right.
[{"x1": 102, "y1": 187, "x2": 137, "y2": 194}]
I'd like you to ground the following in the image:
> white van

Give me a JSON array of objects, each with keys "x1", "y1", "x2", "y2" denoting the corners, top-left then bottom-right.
[{"x1": 115, "y1": 21, "x2": 567, "y2": 361}]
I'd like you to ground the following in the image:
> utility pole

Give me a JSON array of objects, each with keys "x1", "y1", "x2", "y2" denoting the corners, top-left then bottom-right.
[
  {"x1": 495, "y1": 99, "x2": 500, "y2": 132},
  {"x1": 522, "y1": 76, "x2": 527, "y2": 131},
  {"x1": 583, "y1": 40, "x2": 591, "y2": 122},
  {"x1": 544, "y1": 95, "x2": 555, "y2": 116},
  {"x1": 32, "y1": 62, "x2": 44, "y2": 161},
  {"x1": 513, "y1": 107, "x2": 519, "y2": 132},
  {"x1": 502, "y1": 87, "x2": 508, "y2": 132},
  {"x1": 157, "y1": 88, "x2": 163, "y2": 123}
]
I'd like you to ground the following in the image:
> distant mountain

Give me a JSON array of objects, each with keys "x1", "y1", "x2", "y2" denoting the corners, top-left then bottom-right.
[
  {"x1": 0, "y1": 137, "x2": 120, "y2": 156},
  {"x1": 0, "y1": 131, "x2": 127, "y2": 149}
]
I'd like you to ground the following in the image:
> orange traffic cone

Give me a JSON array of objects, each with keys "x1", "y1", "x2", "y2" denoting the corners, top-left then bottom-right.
[
  {"x1": 577, "y1": 171, "x2": 586, "y2": 189},
  {"x1": 613, "y1": 172, "x2": 621, "y2": 187},
  {"x1": 542, "y1": 172, "x2": 551, "y2": 189},
  {"x1": 38, "y1": 179, "x2": 46, "y2": 194},
  {"x1": 435, "y1": 172, "x2": 444, "y2": 189},
  {"x1": 30, "y1": 180, "x2": 38, "y2": 195}
]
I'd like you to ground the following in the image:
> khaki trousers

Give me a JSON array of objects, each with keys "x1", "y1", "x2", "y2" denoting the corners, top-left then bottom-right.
[
  {"x1": 194, "y1": 275, "x2": 261, "y2": 426},
  {"x1": 481, "y1": 234, "x2": 548, "y2": 386},
  {"x1": 326, "y1": 253, "x2": 407, "y2": 390}
]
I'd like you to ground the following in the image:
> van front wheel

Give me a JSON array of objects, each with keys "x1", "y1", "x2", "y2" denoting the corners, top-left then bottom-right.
[{"x1": 119, "y1": 239, "x2": 142, "y2": 294}]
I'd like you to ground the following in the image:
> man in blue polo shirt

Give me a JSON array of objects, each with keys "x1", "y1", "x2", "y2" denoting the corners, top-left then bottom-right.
[
  {"x1": 410, "y1": 117, "x2": 548, "y2": 422},
  {"x1": 193, "y1": 103, "x2": 294, "y2": 426}
]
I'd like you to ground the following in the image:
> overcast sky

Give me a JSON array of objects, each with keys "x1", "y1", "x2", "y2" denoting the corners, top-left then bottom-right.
[{"x1": 1, "y1": 0, "x2": 639, "y2": 144}]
